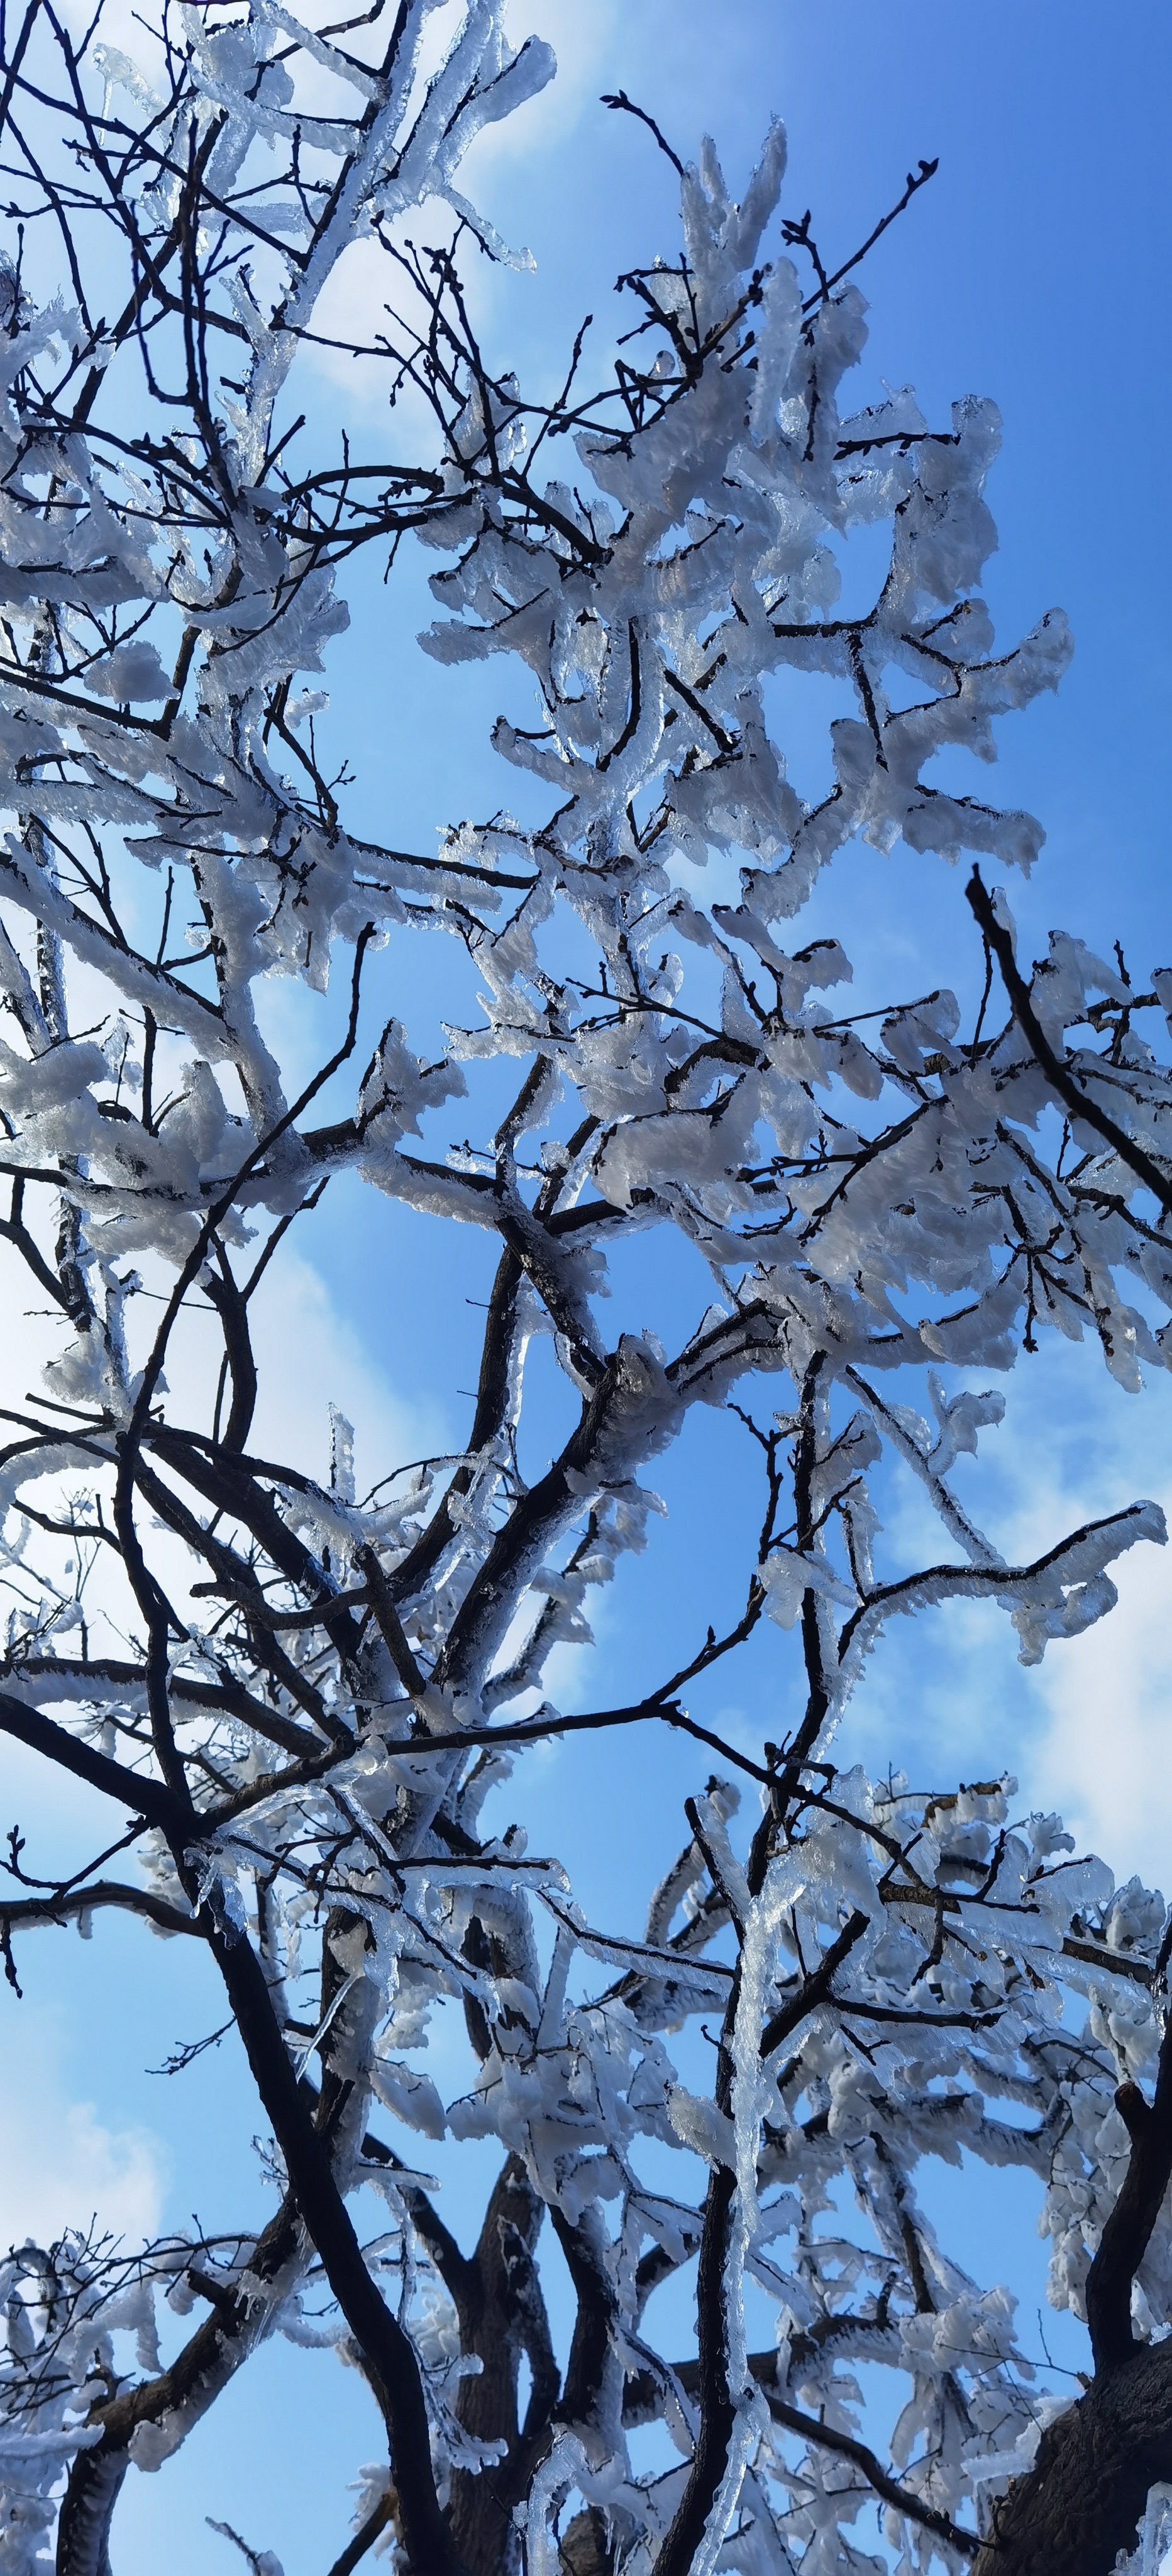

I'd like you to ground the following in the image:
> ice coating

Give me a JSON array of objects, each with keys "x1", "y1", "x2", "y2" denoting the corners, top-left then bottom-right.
[{"x1": 0, "y1": 11, "x2": 1169, "y2": 2573}]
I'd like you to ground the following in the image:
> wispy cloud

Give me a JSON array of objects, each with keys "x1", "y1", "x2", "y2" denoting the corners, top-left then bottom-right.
[
  {"x1": 829, "y1": 1342, "x2": 1172, "y2": 1891},
  {"x1": 468, "y1": 0, "x2": 618, "y2": 164},
  {"x1": 0, "y1": 2011, "x2": 167, "y2": 2251},
  {"x1": 1029, "y1": 1529, "x2": 1172, "y2": 1893}
]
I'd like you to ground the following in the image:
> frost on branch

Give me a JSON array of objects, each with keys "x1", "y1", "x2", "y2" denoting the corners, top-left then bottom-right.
[{"x1": 0, "y1": 9, "x2": 1170, "y2": 2575}]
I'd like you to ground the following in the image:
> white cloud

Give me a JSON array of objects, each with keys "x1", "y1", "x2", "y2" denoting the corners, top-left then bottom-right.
[
  {"x1": 0, "y1": 2013, "x2": 167, "y2": 2251},
  {"x1": 1027, "y1": 1530, "x2": 1172, "y2": 1894},
  {"x1": 895, "y1": 1346, "x2": 1172, "y2": 1890},
  {"x1": 952, "y1": 1351, "x2": 1172, "y2": 1885},
  {"x1": 294, "y1": 0, "x2": 619, "y2": 417},
  {"x1": 472, "y1": 0, "x2": 619, "y2": 162},
  {"x1": 814, "y1": 1341, "x2": 1172, "y2": 1891}
]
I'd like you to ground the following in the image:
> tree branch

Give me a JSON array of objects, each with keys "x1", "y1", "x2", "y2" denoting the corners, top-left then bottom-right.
[
  {"x1": 966, "y1": 867, "x2": 1172, "y2": 1216},
  {"x1": 0, "y1": 1692, "x2": 180, "y2": 1828},
  {"x1": 1086, "y1": 2018, "x2": 1172, "y2": 2374}
]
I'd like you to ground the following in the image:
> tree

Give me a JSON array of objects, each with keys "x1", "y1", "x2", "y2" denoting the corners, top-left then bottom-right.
[{"x1": 0, "y1": 5, "x2": 1171, "y2": 2571}]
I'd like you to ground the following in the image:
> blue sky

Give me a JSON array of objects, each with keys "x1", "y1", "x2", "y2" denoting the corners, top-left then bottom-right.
[
  {"x1": 293, "y1": 0, "x2": 1172, "y2": 1886},
  {"x1": 4, "y1": 5, "x2": 1171, "y2": 2567}
]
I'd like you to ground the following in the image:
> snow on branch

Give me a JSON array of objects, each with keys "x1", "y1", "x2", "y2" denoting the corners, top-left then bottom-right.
[{"x1": 0, "y1": 10, "x2": 1170, "y2": 2574}]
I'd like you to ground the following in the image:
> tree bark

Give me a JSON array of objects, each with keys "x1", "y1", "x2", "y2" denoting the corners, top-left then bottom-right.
[
  {"x1": 972, "y1": 2344, "x2": 1172, "y2": 2576},
  {"x1": 445, "y1": 2155, "x2": 558, "y2": 2576}
]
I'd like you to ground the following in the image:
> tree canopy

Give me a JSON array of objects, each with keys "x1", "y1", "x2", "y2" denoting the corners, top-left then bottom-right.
[{"x1": 1, "y1": 7, "x2": 1171, "y2": 2573}]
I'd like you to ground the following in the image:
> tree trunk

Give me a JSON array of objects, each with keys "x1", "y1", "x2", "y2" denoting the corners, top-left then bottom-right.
[
  {"x1": 973, "y1": 2345, "x2": 1172, "y2": 2576},
  {"x1": 446, "y1": 2155, "x2": 558, "y2": 2576}
]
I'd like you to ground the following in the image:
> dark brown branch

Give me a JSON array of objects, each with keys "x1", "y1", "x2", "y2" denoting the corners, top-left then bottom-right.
[
  {"x1": 0, "y1": 1879, "x2": 196, "y2": 1938},
  {"x1": 599, "y1": 89, "x2": 683, "y2": 177},
  {"x1": 446, "y1": 2155, "x2": 558, "y2": 2576},
  {"x1": 355, "y1": 1544, "x2": 426, "y2": 1697},
  {"x1": 203, "y1": 1256, "x2": 258, "y2": 1453},
  {"x1": 548, "y1": 2206, "x2": 614, "y2": 2440},
  {"x1": 116, "y1": 925, "x2": 379, "y2": 1568},
  {"x1": 193, "y1": 1902, "x2": 468, "y2": 2576},
  {"x1": 389, "y1": 1246, "x2": 522, "y2": 1599},
  {"x1": 325, "y1": 2494, "x2": 393, "y2": 2576},
  {"x1": 966, "y1": 867, "x2": 1172, "y2": 1216},
  {"x1": 0, "y1": 1690, "x2": 180, "y2": 1828},
  {"x1": 5, "y1": 1655, "x2": 324, "y2": 1762},
  {"x1": 653, "y1": 1905, "x2": 870, "y2": 2576},
  {"x1": 1086, "y1": 2020, "x2": 1172, "y2": 2374},
  {"x1": 802, "y1": 155, "x2": 939, "y2": 311},
  {"x1": 395, "y1": 1698, "x2": 771, "y2": 1785},
  {"x1": 766, "y1": 2387, "x2": 976, "y2": 2551},
  {"x1": 760, "y1": 1909, "x2": 871, "y2": 2058},
  {"x1": 626, "y1": 2353, "x2": 978, "y2": 2553}
]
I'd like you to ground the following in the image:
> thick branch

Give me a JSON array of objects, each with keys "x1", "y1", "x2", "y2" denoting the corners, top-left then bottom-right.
[
  {"x1": 325, "y1": 2495, "x2": 393, "y2": 2576},
  {"x1": 1086, "y1": 2020, "x2": 1172, "y2": 2373},
  {"x1": 971, "y1": 2345, "x2": 1172, "y2": 2576},
  {"x1": 760, "y1": 1908, "x2": 870, "y2": 2058},
  {"x1": 1, "y1": 1879, "x2": 196, "y2": 1940},
  {"x1": 0, "y1": 1692, "x2": 180, "y2": 1829},
  {"x1": 194, "y1": 1904, "x2": 467, "y2": 2576},
  {"x1": 446, "y1": 2154, "x2": 558, "y2": 2576}
]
